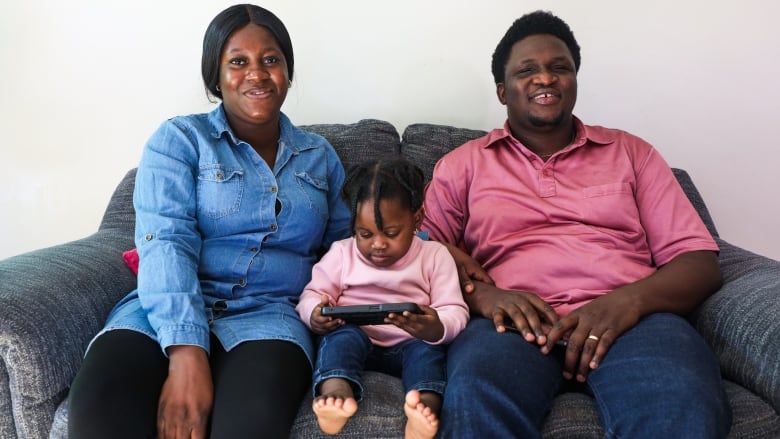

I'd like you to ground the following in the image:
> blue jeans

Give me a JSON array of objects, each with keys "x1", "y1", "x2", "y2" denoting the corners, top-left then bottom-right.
[
  {"x1": 438, "y1": 314, "x2": 731, "y2": 439},
  {"x1": 313, "y1": 324, "x2": 446, "y2": 401}
]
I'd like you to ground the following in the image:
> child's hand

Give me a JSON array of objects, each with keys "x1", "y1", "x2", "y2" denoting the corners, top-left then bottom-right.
[
  {"x1": 385, "y1": 305, "x2": 444, "y2": 342},
  {"x1": 310, "y1": 295, "x2": 343, "y2": 335}
]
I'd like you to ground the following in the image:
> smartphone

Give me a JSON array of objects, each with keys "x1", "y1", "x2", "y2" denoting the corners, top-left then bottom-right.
[{"x1": 321, "y1": 302, "x2": 423, "y2": 325}]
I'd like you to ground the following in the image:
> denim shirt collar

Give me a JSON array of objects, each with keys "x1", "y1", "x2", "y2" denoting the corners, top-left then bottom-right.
[
  {"x1": 206, "y1": 104, "x2": 317, "y2": 153},
  {"x1": 206, "y1": 105, "x2": 321, "y2": 172}
]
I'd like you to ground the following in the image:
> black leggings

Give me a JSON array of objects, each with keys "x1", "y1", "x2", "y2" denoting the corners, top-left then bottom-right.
[{"x1": 68, "y1": 330, "x2": 311, "y2": 439}]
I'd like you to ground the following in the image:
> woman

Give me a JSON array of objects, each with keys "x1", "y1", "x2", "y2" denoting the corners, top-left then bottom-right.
[{"x1": 67, "y1": 4, "x2": 351, "y2": 438}]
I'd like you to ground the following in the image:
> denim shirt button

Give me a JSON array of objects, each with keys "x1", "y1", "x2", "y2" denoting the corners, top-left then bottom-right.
[
  {"x1": 144, "y1": 233, "x2": 153, "y2": 241},
  {"x1": 270, "y1": 224, "x2": 278, "y2": 232},
  {"x1": 250, "y1": 246, "x2": 258, "y2": 252},
  {"x1": 237, "y1": 278, "x2": 246, "y2": 287},
  {"x1": 270, "y1": 186, "x2": 277, "y2": 193}
]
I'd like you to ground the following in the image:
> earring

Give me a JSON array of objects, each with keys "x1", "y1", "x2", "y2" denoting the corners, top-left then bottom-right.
[{"x1": 216, "y1": 85, "x2": 221, "y2": 92}]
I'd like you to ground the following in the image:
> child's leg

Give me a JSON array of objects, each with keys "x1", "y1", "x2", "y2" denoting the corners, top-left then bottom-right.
[
  {"x1": 404, "y1": 389, "x2": 441, "y2": 439},
  {"x1": 399, "y1": 340, "x2": 448, "y2": 439},
  {"x1": 313, "y1": 377, "x2": 359, "y2": 435},
  {"x1": 312, "y1": 325, "x2": 372, "y2": 435}
]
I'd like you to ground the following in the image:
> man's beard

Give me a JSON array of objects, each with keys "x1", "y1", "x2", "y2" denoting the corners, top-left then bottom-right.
[{"x1": 528, "y1": 111, "x2": 564, "y2": 128}]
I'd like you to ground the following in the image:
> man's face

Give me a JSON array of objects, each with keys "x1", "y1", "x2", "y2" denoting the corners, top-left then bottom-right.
[{"x1": 497, "y1": 34, "x2": 577, "y2": 132}]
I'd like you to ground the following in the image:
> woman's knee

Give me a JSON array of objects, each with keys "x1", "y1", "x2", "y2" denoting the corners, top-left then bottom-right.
[{"x1": 68, "y1": 330, "x2": 166, "y2": 437}]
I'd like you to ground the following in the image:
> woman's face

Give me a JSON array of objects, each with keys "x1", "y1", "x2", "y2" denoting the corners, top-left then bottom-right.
[{"x1": 219, "y1": 23, "x2": 289, "y2": 132}]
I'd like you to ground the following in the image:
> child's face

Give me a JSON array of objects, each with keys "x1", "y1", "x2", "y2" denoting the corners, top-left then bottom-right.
[{"x1": 354, "y1": 197, "x2": 422, "y2": 268}]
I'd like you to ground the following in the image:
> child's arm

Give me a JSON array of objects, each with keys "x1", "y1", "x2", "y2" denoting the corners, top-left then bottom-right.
[
  {"x1": 423, "y1": 243, "x2": 471, "y2": 343},
  {"x1": 295, "y1": 241, "x2": 347, "y2": 329},
  {"x1": 385, "y1": 304, "x2": 444, "y2": 342},
  {"x1": 308, "y1": 294, "x2": 345, "y2": 335},
  {"x1": 385, "y1": 242, "x2": 470, "y2": 343}
]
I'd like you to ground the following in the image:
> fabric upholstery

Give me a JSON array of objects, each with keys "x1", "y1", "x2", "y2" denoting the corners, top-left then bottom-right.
[
  {"x1": 301, "y1": 119, "x2": 401, "y2": 172},
  {"x1": 672, "y1": 168, "x2": 719, "y2": 238},
  {"x1": 692, "y1": 238, "x2": 780, "y2": 411},
  {"x1": 3, "y1": 121, "x2": 779, "y2": 439},
  {"x1": 401, "y1": 123, "x2": 487, "y2": 183}
]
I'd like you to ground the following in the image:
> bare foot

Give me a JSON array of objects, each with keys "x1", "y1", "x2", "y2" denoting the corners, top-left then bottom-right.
[
  {"x1": 403, "y1": 390, "x2": 440, "y2": 439},
  {"x1": 313, "y1": 378, "x2": 359, "y2": 435}
]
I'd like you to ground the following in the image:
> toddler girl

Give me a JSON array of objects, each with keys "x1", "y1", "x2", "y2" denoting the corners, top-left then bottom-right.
[{"x1": 296, "y1": 158, "x2": 469, "y2": 439}]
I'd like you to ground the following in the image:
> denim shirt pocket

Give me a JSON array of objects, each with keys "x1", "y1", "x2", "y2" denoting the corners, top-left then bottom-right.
[
  {"x1": 197, "y1": 164, "x2": 244, "y2": 218},
  {"x1": 295, "y1": 171, "x2": 329, "y2": 219}
]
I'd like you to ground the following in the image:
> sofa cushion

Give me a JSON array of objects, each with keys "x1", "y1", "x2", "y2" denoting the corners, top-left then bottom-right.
[
  {"x1": 692, "y1": 238, "x2": 780, "y2": 413},
  {"x1": 300, "y1": 119, "x2": 401, "y2": 172},
  {"x1": 401, "y1": 123, "x2": 487, "y2": 182},
  {"x1": 98, "y1": 168, "x2": 137, "y2": 234},
  {"x1": 671, "y1": 168, "x2": 719, "y2": 238},
  {"x1": 290, "y1": 371, "x2": 405, "y2": 438}
]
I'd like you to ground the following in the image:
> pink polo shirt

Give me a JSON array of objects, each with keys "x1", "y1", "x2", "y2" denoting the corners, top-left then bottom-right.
[{"x1": 422, "y1": 118, "x2": 718, "y2": 316}]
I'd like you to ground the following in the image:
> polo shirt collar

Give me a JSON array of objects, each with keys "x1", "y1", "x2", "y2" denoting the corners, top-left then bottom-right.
[{"x1": 485, "y1": 116, "x2": 616, "y2": 151}]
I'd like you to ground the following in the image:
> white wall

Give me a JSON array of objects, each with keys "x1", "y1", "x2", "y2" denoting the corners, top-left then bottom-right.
[{"x1": 2, "y1": 0, "x2": 779, "y2": 261}]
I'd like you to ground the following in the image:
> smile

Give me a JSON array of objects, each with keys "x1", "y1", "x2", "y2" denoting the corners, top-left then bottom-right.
[
  {"x1": 531, "y1": 92, "x2": 559, "y2": 104},
  {"x1": 245, "y1": 88, "x2": 272, "y2": 97}
]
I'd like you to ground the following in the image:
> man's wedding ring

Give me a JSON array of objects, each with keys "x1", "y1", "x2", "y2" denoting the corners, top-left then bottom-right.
[{"x1": 587, "y1": 334, "x2": 600, "y2": 341}]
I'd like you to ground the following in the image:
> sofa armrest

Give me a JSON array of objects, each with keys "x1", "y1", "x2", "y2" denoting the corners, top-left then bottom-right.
[
  {"x1": 0, "y1": 230, "x2": 136, "y2": 438},
  {"x1": 691, "y1": 238, "x2": 780, "y2": 412}
]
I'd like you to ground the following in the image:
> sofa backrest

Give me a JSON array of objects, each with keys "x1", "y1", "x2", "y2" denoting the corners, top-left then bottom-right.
[
  {"x1": 99, "y1": 120, "x2": 718, "y2": 240},
  {"x1": 300, "y1": 119, "x2": 402, "y2": 172}
]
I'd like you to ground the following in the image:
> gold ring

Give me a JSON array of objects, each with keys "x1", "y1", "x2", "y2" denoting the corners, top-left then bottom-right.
[{"x1": 587, "y1": 334, "x2": 600, "y2": 341}]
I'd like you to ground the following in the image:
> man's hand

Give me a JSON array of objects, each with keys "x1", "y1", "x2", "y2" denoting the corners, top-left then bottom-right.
[
  {"x1": 542, "y1": 291, "x2": 639, "y2": 382},
  {"x1": 441, "y1": 243, "x2": 494, "y2": 293},
  {"x1": 468, "y1": 280, "x2": 559, "y2": 345},
  {"x1": 309, "y1": 294, "x2": 343, "y2": 335},
  {"x1": 385, "y1": 304, "x2": 444, "y2": 342},
  {"x1": 158, "y1": 345, "x2": 212, "y2": 439}
]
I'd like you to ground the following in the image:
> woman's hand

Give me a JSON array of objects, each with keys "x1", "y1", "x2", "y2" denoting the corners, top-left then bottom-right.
[
  {"x1": 468, "y1": 280, "x2": 559, "y2": 345},
  {"x1": 542, "y1": 291, "x2": 640, "y2": 382},
  {"x1": 386, "y1": 305, "x2": 444, "y2": 342},
  {"x1": 157, "y1": 345, "x2": 213, "y2": 439},
  {"x1": 309, "y1": 294, "x2": 343, "y2": 335}
]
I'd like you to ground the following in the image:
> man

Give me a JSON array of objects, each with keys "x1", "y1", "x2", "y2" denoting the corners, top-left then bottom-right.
[{"x1": 422, "y1": 10, "x2": 731, "y2": 438}]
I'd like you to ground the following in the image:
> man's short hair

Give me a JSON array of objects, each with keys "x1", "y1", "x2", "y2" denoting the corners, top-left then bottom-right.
[{"x1": 491, "y1": 10, "x2": 581, "y2": 84}]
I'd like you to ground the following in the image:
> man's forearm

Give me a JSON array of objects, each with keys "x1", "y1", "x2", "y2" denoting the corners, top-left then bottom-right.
[{"x1": 617, "y1": 250, "x2": 722, "y2": 317}]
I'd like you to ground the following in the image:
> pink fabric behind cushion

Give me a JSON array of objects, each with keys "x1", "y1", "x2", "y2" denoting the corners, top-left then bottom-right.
[{"x1": 122, "y1": 248, "x2": 139, "y2": 275}]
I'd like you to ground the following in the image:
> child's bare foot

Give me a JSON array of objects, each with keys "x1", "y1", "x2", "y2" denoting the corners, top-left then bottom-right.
[
  {"x1": 313, "y1": 378, "x2": 359, "y2": 435},
  {"x1": 403, "y1": 390, "x2": 440, "y2": 439}
]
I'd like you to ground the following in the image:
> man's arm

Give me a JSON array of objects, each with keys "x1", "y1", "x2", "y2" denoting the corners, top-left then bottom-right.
[
  {"x1": 438, "y1": 242, "x2": 494, "y2": 293},
  {"x1": 543, "y1": 250, "x2": 722, "y2": 382},
  {"x1": 621, "y1": 250, "x2": 722, "y2": 316}
]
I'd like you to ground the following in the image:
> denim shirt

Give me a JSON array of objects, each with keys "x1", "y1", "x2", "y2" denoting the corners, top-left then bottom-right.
[{"x1": 97, "y1": 106, "x2": 351, "y2": 363}]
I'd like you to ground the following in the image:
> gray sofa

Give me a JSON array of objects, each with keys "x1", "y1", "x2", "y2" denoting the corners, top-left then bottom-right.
[{"x1": 1, "y1": 119, "x2": 779, "y2": 438}]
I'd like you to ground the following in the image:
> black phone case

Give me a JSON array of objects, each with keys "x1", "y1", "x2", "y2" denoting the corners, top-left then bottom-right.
[{"x1": 321, "y1": 302, "x2": 422, "y2": 325}]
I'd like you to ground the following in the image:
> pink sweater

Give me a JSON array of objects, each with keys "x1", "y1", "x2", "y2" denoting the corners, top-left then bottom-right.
[{"x1": 297, "y1": 236, "x2": 469, "y2": 346}]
